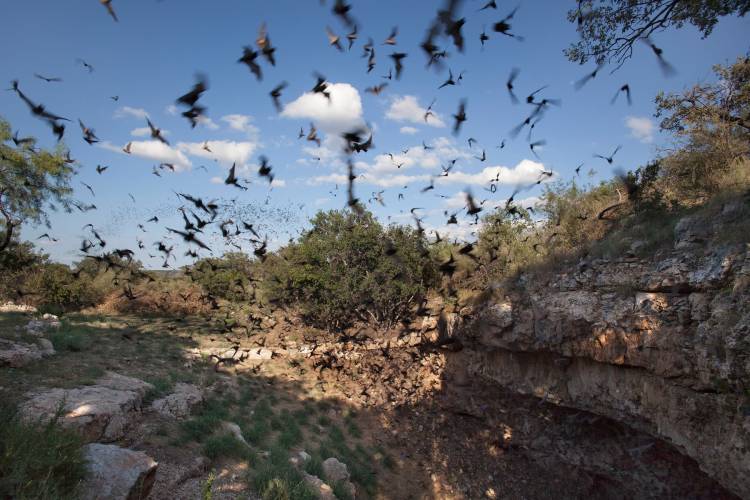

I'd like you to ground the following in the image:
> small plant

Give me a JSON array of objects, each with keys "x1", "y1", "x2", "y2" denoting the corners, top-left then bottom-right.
[{"x1": 201, "y1": 470, "x2": 216, "y2": 500}]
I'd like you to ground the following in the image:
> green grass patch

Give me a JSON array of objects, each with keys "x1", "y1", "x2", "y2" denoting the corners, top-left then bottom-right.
[
  {"x1": 202, "y1": 433, "x2": 250, "y2": 461},
  {"x1": 250, "y1": 445, "x2": 317, "y2": 500},
  {"x1": 0, "y1": 402, "x2": 86, "y2": 499},
  {"x1": 49, "y1": 324, "x2": 91, "y2": 352},
  {"x1": 180, "y1": 397, "x2": 230, "y2": 443}
]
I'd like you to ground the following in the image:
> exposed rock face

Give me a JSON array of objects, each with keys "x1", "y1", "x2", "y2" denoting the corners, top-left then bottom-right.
[
  {"x1": 150, "y1": 383, "x2": 203, "y2": 419},
  {"x1": 80, "y1": 443, "x2": 158, "y2": 500},
  {"x1": 460, "y1": 206, "x2": 750, "y2": 498},
  {"x1": 0, "y1": 338, "x2": 54, "y2": 367},
  {"x1": 20, "y1": 372, "x2": 152, "y2": 442}
]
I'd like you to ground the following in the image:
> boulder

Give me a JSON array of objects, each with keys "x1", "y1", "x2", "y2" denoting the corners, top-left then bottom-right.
[
  {"x1": 37, "y1": 338, "x2": 56, "y2": 357},
  {"x1": 0, "y1": 339, "x2": 43, "y2": 368},
  {"x1": 322, "y1": 457, "x2": 356, "y2": 497},
  {"x1": 25, "y1": 315, "x2": 61, "y2": 335},
  {"x1": 20, "y1": 372, "x2": 152, "y2": 442},
  {"x1": 220, "y1": 421, "x2": 248, "y2": 445},
  {"x1": 80, "y1": 444, "x2": 158, "y2": 500},
  {"x1": 150, "y1": 383, "x2": 203, "y2": 419},
  {"x1": 302, "y1": 472, "x2": 336, "y2": 500}
]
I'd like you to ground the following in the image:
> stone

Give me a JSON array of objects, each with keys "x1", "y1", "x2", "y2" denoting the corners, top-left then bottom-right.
[
  {"x1": 302, "y1": 472, "x2": 336, "y2": 500},
  {"x1": 37, "y1": 338, "x2": 55, "y2": 357},
  {"x1": 220, "y1": 421, "x2": 248, "y2": 445},
  {"x1": 0, "y1": 302, "x2": 36, "y2": 313},
  {"x1": 151, "y1": 383, "x2": 203, "y2": 419},
  {"x1": 80, "y1": 444, "x2": 158, "y2": 500},
  {"x1": 322, "y1": 457, "x2": 350, "y2": 483},
  {"x1": 20, "y1": 372, "x2": 152, "y2": 442},
  {"x1": 0, "y1": 339, "x2": 43, "y2": 367},
  {"x1": 322, "y1": 457, "x2": 356, "y2": 497}
]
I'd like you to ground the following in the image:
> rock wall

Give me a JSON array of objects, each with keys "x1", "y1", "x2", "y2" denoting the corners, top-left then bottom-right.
[{"x1": 457, "y1": 200, "x2": 750, "y2": 498}]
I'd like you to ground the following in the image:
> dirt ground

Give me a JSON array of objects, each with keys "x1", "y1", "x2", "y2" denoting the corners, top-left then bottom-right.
[{"x1": 0, "y1": 311, "x2": 737, "y2": 499}]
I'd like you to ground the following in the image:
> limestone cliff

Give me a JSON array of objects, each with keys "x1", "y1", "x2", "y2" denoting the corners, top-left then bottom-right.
[{"x1": 453, "y1": 197, "x2": 750, "y2": 498}]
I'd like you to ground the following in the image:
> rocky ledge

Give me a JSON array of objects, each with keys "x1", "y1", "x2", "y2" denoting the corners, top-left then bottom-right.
[{"x1": 454, "y1": 200, "x2": 750, "y2": 497}]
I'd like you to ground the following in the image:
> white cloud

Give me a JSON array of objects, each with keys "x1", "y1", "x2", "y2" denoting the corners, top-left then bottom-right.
[
  {"x1": 386, "y1": 95, "x2": 445, "y2": 128},
  {"x1": 271, "y1": 179, "x2": 286, "y2": 188},
  {"x1": 130, "y1": 127, "x2": 151, "y2": 137},
  {"x1": 165, "y1": 104, "x2": 179, "y2": 116},
  {"x1": 357, "y1": 173, "x2": 430, "y2": 187},
  {"x1": 114, "y1": 106, "x2": 150, "y2": 119},
  {"x1": 282, "y1": 82, "x2": 365, "y2": 134},
  {"x1": 436, "y1": 159, "x2": 552, "y2": 187},
  {"x1": 221, "y1": 114, "x2": 259, "y2": 137},
  {"x1": 625, "y1": 116, "x2": 655, "y2": 143},
  {"x1": 197, "y1": 116, "x2": 220, "y2": 130},
  {"x1": 400, "y1": 126, "x2": 418, "y2": 135},
  {"x1": 314, "y1": 197, "x2": 331, "y2": 206},
  {"x1": 210, "y1": 176, "x2": 223, "y2": 184},
  {"x1": 177, "y1": 140, "x2": 258, "y2": 168},
  {"x1": 307, "y1": 173, "x2": 349, "y2": 185},
  {"x1": 100, "y1": 140, "x2": 191, "y2": 171}
]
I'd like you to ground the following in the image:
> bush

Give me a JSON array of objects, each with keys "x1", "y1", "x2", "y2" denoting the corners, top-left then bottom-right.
[
  {"x1": 264, "y1": 209, "x2": 438, "y2": 330},
  {"x1": 0, "y1": 402, "x2": 86, "y2": 499},
  {"x1": 202, "y1": 433, "x2": 249, "y2": 461},
  {"x1": 0, "y1": 239, "x2": 46, "y2": 303},
  {"x1": 25, "y1": 263, "x2": 103, "y2": 314},
  {"x1": 188, "y1": 252, "x2": 256, "y2": 302}
]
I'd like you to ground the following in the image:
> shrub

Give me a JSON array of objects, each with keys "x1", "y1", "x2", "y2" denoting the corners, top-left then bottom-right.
[
  {"x1": 202, "y1": 433, "x2": 249, "y2": 461},
  {"x1": 0, "y1": 402, "x2": 86, "y2": 499},
  {"x1": 187, "y1": 252, "x2": 256, "y2": 302},
  {"x1": 25, "y1": 263, "x2": 103, "y2": 314},
  {"x1": 264, "y1": 209, "x2": 438, "y2": 330}
]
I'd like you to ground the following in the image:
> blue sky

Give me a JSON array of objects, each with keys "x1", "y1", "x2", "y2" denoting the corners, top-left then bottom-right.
[{"x1": 2, "y1": 0, "x2": 748, "y2": 268}]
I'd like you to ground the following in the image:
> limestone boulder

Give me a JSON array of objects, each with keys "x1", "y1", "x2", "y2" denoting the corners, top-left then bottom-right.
[
  {"x1": 0, "y1": 339, "x2": 43, "y2": 368},
  {"x1": 80, "y1": 444, "x2": 158, "y2": 500},
  {"x1": 150, "y1": 383, "x2": 203, "y2": 419},
  {"x1": 20, "y1": 372, "x2": 152, "y2": 442}
]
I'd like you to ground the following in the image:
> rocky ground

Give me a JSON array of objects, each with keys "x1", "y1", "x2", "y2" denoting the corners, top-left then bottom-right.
[{"x1": 0, "y1": 302, "x2": 739, "y2": 499}]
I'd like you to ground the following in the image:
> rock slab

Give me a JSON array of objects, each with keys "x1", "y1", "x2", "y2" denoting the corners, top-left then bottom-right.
[
  {"x1": 80, "y1": 443, "x2": 158, "y2": 500},
  {"x1": 20, "y1": 372, "x2": 152, "y2": 442},
  {"x1": 150, "y1": 383, "x2": 203, "y2": 419}
]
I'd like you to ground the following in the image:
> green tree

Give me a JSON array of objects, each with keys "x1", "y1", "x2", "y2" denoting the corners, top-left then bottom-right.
[
  {"x1": 0, "y1": 117, "x2": 76, "y2": 252},
  {"x1": 265, "y1": 209, "x2": 437, "y2": 330},
  {"x1": 566, "y1": 1, "x2": 749, "y2": 67},
  {"x1": 188, "y1": 252, "x2": 256, "y2": 301},
  {"x1": 655, "y1": 57, "x2": 750, "y2": 202}
]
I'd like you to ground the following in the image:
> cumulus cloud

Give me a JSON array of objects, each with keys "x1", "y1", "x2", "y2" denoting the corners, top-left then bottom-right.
[
  {"x1": 100, "y1": 140, "x2": 191, "y2": 171},
  {"x1": 386, "y1": 95, "x2": 445, "y2": 127},
  {"x1": 625, "y1": 116, "x2": 655, "y2": 143},
  {"x1": 282, "y1": 82, "x2": 365, "y2": 134},
  {"x1": 130, "y1": 127, "x2": 151, "y2": 137},
  {"x1": 307, "y1": 173, "x2": 348, "y2": 185},
  {"x1": 114, "y1": 106, "x2": 150, "y2": 119},
  {"x1": 177, "y1": 140, "x2": 259, "y2": 168},
  {"x1": 197, "y1": 116, "x2": 220, "y2": 130},
  {"x1": 400, "y1": 126, "x2": 418, "y2": 135},
  {"x1": 221, "y1": 114, "x2": 259, "y2": 137},
  {"x1": 436, "y1": 159, "x2": 552, "y2": 187},
  {"x1": 271, "y1": 179, "x2": 286, "y2": 188}
]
